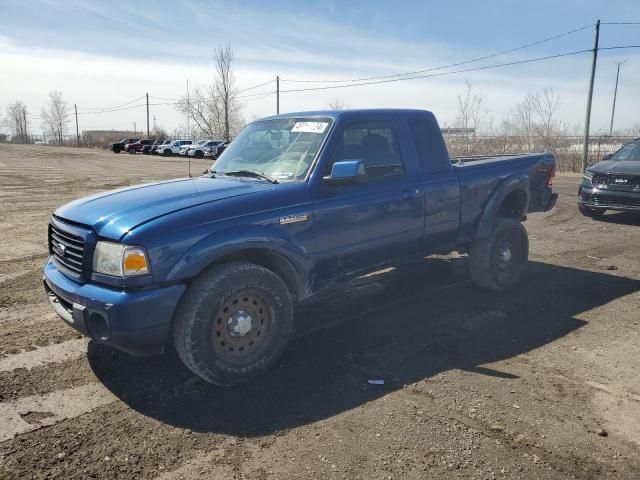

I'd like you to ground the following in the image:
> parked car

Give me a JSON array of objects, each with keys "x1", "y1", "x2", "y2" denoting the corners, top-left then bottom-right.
[
  {"x1": 110, "y1": 138, "x2": 139, "y2": 154},
  {"x1": 179, "y1": 140, "x2": 205, "y2": 156},
  {"x1": 578, "y1": 137, "x2": 640, "y2": 217},
  {"x1": 150, "y1": 140, "x2": 171, "y2": 155},
  {"x1": 143, "y1": 140, "x2": 166, "y2": 155},
  {"x1": 204, "y1": 140, "x2": 230, "y2": 160},
  {"x1": 189, "y1": 140, "x2": 224, "y2": 159},
  {"x1": 43, "y1": 109, "x2": 557, "y2": 386},
  {"x1": 125, "y1": 139, "x2": 155, "y2": 154},
  {"x1": 155, "y1": 140, "x2": 192, "y2": 157}
]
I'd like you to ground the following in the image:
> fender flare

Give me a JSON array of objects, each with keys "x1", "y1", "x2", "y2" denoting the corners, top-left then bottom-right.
[
  {"x1": 473, "y1": 173, "x2": 530, "y2": 243},
  {"x1": 164, "y1": 225, "x2": 313, "y2": 299}
]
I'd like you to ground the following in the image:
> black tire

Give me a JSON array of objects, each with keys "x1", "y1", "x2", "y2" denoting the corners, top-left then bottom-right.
[
  {"x1": 469, "y1": 217, "x2": 529, "y2": 292},
  {"x1": 578, "y1": 203, "x2": 605, "y2": 217},
  {"x1": 129, "y1": 149, "x2": 136, "y2": 154},
  {"x1": 113, "y1": 148, "x2": 121, "y2": 154},
  {"x1": 194, "y1": 150, "x2": 204, "y2": 159},
  {"x1": 172, "y1": 261, "x2": 294, "y2": 386},
  {"x1": 163, "y1": 149, "x2": 172, "y2": 157}
]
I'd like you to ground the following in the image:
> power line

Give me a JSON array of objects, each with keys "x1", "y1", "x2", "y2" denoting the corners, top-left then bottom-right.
[
  {"x1": 236, "y1": 78, "x2": 276, "y2": 93},
  {"x1": 82, "y1": 96, "x2": 146, "y2": 112},
  {"x1": 601, "y1": 22, "x2": 640, "y2": 25},
  {"x1": 282, "y1": 23, "x2": 595, "y2": 84},
  {"x1": 279, "y1": 49, "x2": 594, "y2": 93}
]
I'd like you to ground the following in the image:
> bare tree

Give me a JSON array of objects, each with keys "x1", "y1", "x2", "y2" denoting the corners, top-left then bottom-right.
[
  {"x1": 176, "y1": 44, "x2": 243, "y2": 140},
  {"x1": 41, "y1": 91, "x2": 70, "y2": 144},
  {"x1": 512, "y1": 93, "x2": 536, "y2": 151},
  {"x1": 454, "y1": 80, "x2": 486, "y2": 154},
  {"x1": 531, "y1": 88, "x2": 561, "y2": 150},
  {"x1": 325, "y1": 98, "x2": 349, "y2": 110},
  {"x1": 3, "y1": 100, "x2": 30, "y2": 143},
  {"x1": 176, "y1": 85, "x2": 223, "y2": 138},
  {"x1": 215, "y1": 44, "x2": 244, "y2": 141}
]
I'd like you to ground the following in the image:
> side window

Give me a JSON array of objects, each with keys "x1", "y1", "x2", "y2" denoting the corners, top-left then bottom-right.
[
  {"x1": 331, "y1": 121, "x2": 405, "y2": 180},
  {"x1": 408, "y1": 117, "x2": 451, "y2": 174}
]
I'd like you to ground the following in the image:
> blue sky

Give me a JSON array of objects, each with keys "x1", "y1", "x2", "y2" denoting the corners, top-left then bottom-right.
[{"x1": 1, "y1": 0, "x2": 638, "y2": 134}]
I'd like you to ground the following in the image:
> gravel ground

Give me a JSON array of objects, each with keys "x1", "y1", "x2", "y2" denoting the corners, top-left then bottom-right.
[{"x1": 0, "y1": 143, "x2": 638, "y2": 479}]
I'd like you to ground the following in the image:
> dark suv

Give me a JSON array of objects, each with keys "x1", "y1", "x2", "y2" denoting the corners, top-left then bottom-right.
[
  {"x1": 110, "y1": 138, "x2": 139, "y2": 154},
  {"x1": 578, "y1": 138, "x2": 640, "y2": 216}
]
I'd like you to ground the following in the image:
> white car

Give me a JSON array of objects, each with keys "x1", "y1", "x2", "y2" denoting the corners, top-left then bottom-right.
[
  {"x1": 156, "y1": 140, "x2": 192, "y2": 157},
  {"x1": 178, "y1": 140, "x2": 205, "y2": 156},
  {"x1": 187, "y1": 140, "x2": 224, "y2": 159}
]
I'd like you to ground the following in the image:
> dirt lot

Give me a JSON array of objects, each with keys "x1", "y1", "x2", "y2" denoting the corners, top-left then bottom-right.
[{"x1": 0, "y1": 143, "x2": 638, "y2": 479}]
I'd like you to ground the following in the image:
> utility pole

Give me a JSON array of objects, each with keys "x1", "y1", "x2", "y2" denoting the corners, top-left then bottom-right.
[
  {"x1": 74, "y1": 104, "x2": 79, "y2": 147},
  {"x1": 582, "y1": 19, "x2": 600, "y2": 173},
  {"x1": 133, "y1": 122, "x2": 136, "y2": 134},
  {"x1": 609, "y1": 61, "x2": 627, "y2": 136},
  {"x1": 276, "y1": 76, "x2": 280, "y2": 115},
  {"x1": 146, "y1": 93, "x2": 150, "y2": 138},
  {"x1": 186, "y1": 79, "x2": 190, "y2": 139},
  {"x1": 22, "y1": 109, "x2": 28, "y2": 144}
]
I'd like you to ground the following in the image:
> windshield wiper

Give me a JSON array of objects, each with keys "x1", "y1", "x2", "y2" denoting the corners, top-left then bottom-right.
[{"x1": 222, "y1": 170, "x2": 279, "y2": 184}]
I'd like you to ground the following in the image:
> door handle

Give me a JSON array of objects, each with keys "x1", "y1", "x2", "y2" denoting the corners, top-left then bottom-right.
[{"x1": 401, "y1": 188, "x2": 424, "y2": 200}]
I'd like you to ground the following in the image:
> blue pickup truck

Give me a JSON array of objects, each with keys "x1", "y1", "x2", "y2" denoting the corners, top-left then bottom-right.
[{"x1": 44, "y1": 109, "x2": 557, "y2": 385}]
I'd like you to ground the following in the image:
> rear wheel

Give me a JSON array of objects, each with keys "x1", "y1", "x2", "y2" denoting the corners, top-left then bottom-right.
[
  {"x1": 163, "y1": 149, "x2": 172, "y2": 157},
  {"x1": 194, "y1": 150, "x2": 204, "y2": 159},
  {"x1": 578, "y1": 203, "x2": 605, "y2": 217},
  {"x1": 469, "y1": 217, "x2": 529, "y2": 292},
  {"x1": 172, "y1": 261, "x2": 293, "y2": 386}
]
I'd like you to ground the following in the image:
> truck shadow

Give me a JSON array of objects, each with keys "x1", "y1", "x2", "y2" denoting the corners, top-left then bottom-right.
[
  {"x1": 87, "y1": 258, "x2": 640, "y2": 436},
  {"x1": 593, "y1": 211, "x2": 640, "y2": 226}
]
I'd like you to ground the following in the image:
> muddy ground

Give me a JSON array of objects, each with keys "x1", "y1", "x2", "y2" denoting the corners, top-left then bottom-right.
[{"x1": 0, "y1": 143, "x2": 638, "y2": 479}]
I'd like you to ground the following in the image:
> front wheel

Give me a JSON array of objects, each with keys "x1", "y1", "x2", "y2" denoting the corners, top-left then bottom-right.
[
  {"x1": 163, "y1": 149, "x2": 172, "y2": 157},
  {"x1": 469, "y1": 217, "x2": 529, "y2": 292},
  {"x1": 172, "y1": 262, "x2": 294, "y2": 386},
  {"x1": 578, "y1": 203, "x2": 605, "y2": 217}
]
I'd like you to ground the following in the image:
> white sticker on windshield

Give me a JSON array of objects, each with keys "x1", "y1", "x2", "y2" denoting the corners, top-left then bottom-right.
[{"x1": 291, "y1": 121, "x2": 328, "y2": 133}]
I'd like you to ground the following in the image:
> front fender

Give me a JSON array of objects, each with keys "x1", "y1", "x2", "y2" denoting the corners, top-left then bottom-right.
[
  {"x1": 164, "y1": 224, "x2": 313, "y2": 286},
  {"x1": 474, "y1": 174, "x2": 529, "y2": 242}
]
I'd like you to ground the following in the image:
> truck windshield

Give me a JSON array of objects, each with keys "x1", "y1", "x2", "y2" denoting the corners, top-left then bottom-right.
[
  {"x1": 212, "y1": 118, "x2": 333, "y2": 181},
  {"x1": 610, "y1": 141, "x2": 640, "y2": 162}
]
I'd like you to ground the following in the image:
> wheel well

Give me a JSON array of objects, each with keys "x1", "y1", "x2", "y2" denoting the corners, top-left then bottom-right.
[
  {"x1": 204, "y1": 249, "x2": 303, "y2": 300},
  {"x1": 497, "y1": 190, "x2": 527, "y2": 219}
]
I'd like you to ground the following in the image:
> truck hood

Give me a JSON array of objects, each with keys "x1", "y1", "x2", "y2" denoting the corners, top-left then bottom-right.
[
  {"x1": 590, "y1": 160, "x2": 640, "y2": 175},
  {"x1": 55, "y1": 177, "x2": 272, "y2": 240}
]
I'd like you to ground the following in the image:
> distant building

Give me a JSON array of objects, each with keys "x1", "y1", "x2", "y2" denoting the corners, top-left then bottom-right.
[{"x1": 0, "y1": 133, "x2": 7, "y2": 143}]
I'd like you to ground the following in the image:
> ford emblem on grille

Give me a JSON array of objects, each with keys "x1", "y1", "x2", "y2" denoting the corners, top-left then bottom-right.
[{"x1": 53, "y1": 243, "x2": 66, "y2": 257}]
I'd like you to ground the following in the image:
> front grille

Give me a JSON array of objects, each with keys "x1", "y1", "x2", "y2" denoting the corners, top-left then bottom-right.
[
  {"x1": 593, "y1": 173, "x2": 640, "y2": 187},
  {"x1": 592, "y1": 173, "x2": 610, "y2": 185},
  {"x1": 591, "y1": 194, "x2": 640, "y2": 208},
  {"x1": 49, "y1": 222, "x2": 85, "y2": 276}
]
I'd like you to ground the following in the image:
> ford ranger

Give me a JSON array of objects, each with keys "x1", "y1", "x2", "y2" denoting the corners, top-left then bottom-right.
[{"x1": 43, "y1": 109, "x2": 557, "y2": 385}]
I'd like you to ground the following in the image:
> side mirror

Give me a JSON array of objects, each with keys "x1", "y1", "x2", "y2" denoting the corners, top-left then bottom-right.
[
  {"x1": 602, "y1": 153, "x2": 612, "y2": 161},
  {"x1": 323, "y1": 160, "x2": 367, "y2": 185}
]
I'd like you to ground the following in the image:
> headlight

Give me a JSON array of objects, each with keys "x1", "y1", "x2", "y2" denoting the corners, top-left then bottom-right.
[
  {"x1": 583, "y1": 170, "x2": 594, "y2": 181},
  {"x1": 92, "y1": 241, "x2": 150, "y2": 277}
]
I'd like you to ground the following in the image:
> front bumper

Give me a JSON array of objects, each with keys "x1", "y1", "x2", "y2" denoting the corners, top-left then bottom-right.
[
  {"x1": 43, "y1": 257, "x2": 186, "y2": 356},
  {"x1": 578, "y1": 184, "x2": 640, "y2": 212}
]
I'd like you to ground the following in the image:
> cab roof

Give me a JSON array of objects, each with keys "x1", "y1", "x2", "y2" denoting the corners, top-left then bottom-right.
[{"x1": 258, "y1": 108, "x2": 435, "y2": 122}]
